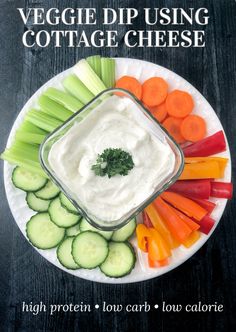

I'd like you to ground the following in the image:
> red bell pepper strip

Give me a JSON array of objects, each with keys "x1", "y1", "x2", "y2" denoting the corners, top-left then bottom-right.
[
  {"x1": 189, "y1": 198, "x2": 216, "y2": 214},
  {"x1": 169, "y1": 179, "x2": 211, "y2": 199},
  {"x1": 142, "y1": 211, "x2": 153, "y2": 228},
  {"x1": 183, "y1": 131, "x2": 226, "y2": 157},
  {"x1": 195, "y1": 215, "x2": 215, "y2": 235},
  {"x1": 210, "y1": 182, "x2": 233, "y2": 199}
]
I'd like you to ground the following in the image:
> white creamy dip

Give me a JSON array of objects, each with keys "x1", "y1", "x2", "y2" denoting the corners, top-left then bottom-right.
[{"x1": 48, "y1": 95, "x2": 175, "y2": 222}]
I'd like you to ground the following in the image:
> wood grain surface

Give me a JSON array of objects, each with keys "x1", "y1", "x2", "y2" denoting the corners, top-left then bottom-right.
[{"x1": 0, "y1": 1, "x2": 235, "y2": 331}]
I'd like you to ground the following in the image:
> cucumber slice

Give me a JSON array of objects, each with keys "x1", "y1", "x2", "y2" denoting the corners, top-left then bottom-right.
[
  {"x1": 59, "y1": 192, "x2": 78, "y2": 214},
  {"x1": 72, "y1": 231, "x2": 108, "y2": 269},
  {"x1": 35, "y1": 180, "x2": 60, "y2": 200},
  {"x1": 26, "y1": 213, "x2": 65, "y2": 249},
  {"x1": 57, "y1": 237, "x2": 80, "y2": 270},
  {"x1": 49, "y1": 197, "x2": 80, "y2": 228},
  {"x1": 12, "y1": 166, "x2": 47, "y2": 192},
  {"x1": 66, "y1": 223, "x2": 81, "y2": 237},
  {"x1": 100, "y1": 242, "x2": 136, "y2": 278},
  {"x1": 111, "y1": 218, "x2": 136, "y2": 242},
  {"x1": 80, "y1": 218, "x2": 113, "y2": 240},
  {"x1": 26, "y1": 192, "x2": 51, "y2": 212}
]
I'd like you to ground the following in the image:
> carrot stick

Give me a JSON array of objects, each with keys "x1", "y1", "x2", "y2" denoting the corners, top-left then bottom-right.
[
  {"x1": 115, "y1": 76, "x2": 142, "y2": 100},
  {"x1": 162, "y1": 117, "x2": 185, "y2": 143},
  {"x1": 142, "y1": 77, "x2": 168, "y2": 107},
  {"x1": 147, "y1": 102, "x2": 167, "y2": 122},
  {"x1": 180, "y1": 115, "x2": 206, "y2": 142},
  {"x1": 154, "y1": 197, "x2": 192, "y2": 243},
  {"x1": 145, "y1": 204, "x2": 179, "y2": 249},
  {"x1": 166, "y1": 90, "x2": 194, "y2": 118},
  {"x1": 160, "y1": 192, "x2": 208, "y2": 221},
  {"x1": 179, "y1": 161, "x2": 221, "y2": 180},
  {"x1": 185, "y1": 157, "x2": 228, "y2": 178}
]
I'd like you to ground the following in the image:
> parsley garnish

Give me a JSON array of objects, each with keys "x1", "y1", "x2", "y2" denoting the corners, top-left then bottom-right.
[{"x1": 91, "y1": 148, "x2": 134, "y2": 178}]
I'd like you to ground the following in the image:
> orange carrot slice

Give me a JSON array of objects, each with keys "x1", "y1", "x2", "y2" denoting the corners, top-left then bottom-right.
[
  {"x1": 166, "y1": 90, "x2": 194, "y2": 118},
  {"x1": 142, "y1": 77, "x2": 168, "y2": 107},
  {"x1": 147, "y1": 102, "x2": 168, "y2": 122},
  {"x1": 162, "y1": 117, "x2": 185, "y2": 143},
  {"x1": 115, "y1": 76, "x2": 142, "y2": 100},
  {"x1": 181, "y1": 115, "x2": 206, "y2": 142}
]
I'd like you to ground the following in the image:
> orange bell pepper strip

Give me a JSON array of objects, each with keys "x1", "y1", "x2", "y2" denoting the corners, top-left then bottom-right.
[
  {"x1": 154, "y1": 197, "x2": 192, "y2": 243},
  {"x1": 148, "y1": 255, "x2": 169, "y2": 268},
  {"x1": 147, "y1": 228, "x2": 171, "y2": 261},
  {"x1": 145, "y1": 203, "x2": 179, "y2": 249},
  {"x1": 168, "y1": 205, "x2": 200, "y2": 231},
  {"x1": 160, "y1": 192, "x2": 208, "y2": 221},
  {"x1": 182, "y1": 231, "x2": 201, "y2": 248},
  {"x1": 185, "y1": 157, "x2": 228, "y2": 178},
  {"x1": 179, "y1": 161, "x2": 221, "y2": 180}
]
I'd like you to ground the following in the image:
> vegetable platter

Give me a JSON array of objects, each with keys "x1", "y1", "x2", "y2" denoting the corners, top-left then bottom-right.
[{"x1": 2, "y1": 57, "x2": 231, "y2": 283}]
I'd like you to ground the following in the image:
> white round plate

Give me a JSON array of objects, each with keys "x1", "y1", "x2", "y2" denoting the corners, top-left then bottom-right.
[{"x1": 4, "y1": 58, "x2": 231, "y2": 284}]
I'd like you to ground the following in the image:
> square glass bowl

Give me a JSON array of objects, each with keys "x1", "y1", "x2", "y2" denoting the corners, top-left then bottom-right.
[{"x1": 40, "y1": 88, "x2": 184, "y2": 231}]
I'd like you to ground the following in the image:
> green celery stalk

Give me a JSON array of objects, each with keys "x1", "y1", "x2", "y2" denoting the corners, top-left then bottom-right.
[
  {"x1": 63, "y1": 75, "x2": 95, "y2": 105},
  {"x1": 25, "y1": 109, "x2": 63, "y2": 132},
  {"x1": 39, "y1": 95, "x2": 73, "y2": 122},
  {"x1": 44, "y1": 87, "x2": 84, "y2": 113},
  {"x1": 15, "y1": 131, "x2": 46, "y2": 145},
  {"x1": 1, "y1": 151, "x2": 46, "y2": 177},
  {"x1": 9, "y1": 141, "x2": 39, "y2": 161},
  {"x1": 101, "y1": 58, "x2": 116, "y2": 88},
  {"x1": 17, "y1": 120, "x2": 48, "y2": 135},
  {"x1": 86, "y1": 55, "x2": 102, "y2": 78},
  {"x1": 74, "y1": 59, "x2": 107, "y2": 96}
]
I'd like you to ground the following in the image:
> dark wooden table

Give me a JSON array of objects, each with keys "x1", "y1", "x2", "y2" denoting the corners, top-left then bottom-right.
[{"x1": 0, "y1": 1, "x2": 235, "y2": 331}]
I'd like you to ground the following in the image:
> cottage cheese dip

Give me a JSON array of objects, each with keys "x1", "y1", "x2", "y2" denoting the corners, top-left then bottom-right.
[{"x1": 48, "y1": 95, "x2": 176, "y2": 222}]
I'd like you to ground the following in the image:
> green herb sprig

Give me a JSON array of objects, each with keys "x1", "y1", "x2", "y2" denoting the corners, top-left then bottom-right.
[{"x1": 91, "y1": 148, "x2": 134, "y2": 178}]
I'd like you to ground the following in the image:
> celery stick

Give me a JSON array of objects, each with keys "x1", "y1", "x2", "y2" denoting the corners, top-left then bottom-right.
[
  {"x1": 101, "y1": 58, "x2": 116, "y2": 88},
  {"x1": 63, "y1": 75, "x2": 94, "y2": 104},
  {"x1": 1, "y1": 152, "x2": 46, "y2": 177},
  {"x1": 39, "y1": 95, "x2": 73, "y2": 122},
  {"x1": 86, "y1": 55, "x2": 102, "y2": 78},
  {"x1": 9, "y1": 141, "x2": 39, "y2": 161},
  {"x1": 25, "y1": 109, "x2": 62, "y2": 132},
  {"x1": 44, "y1": 87, "x2": 84, "y2": 113},
  {"x1": 74, "y1": 59, "x2": 107, "y2": 96},
  {"x1": 15, "y1": 131, "x2": 46, "y2": 145},
  {"x1": 18, "y1": 120, "x2": 48, "y2": 135}
]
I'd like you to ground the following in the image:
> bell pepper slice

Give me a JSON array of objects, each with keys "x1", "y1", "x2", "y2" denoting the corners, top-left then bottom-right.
[
  {"x1": 169, "y1": 179, "x2": 211, "y2": 199},
  {"x1": 169, "y1": 205, "x2": 200, "y2": 231},
  {"x1": 136, "y1": 224, "x2": 151, "y2": 252},
  {"x1": 161, "y1": 192, "x2": 208, "y2": 221},
  {"x1": 142, "y1": 211, "x2": 153, "y2": 228},
  {"x1": 210, "y1": 182, "x2": 233, "y2": 199},
  {"x1": 183, "y1": 131, "x2": 226, "y2": 157},
  {"x1": 148, "y1": 255, "x2": 169, "y2": 268},
  {"x1": 195, "y1": 215, "x2": 215, "y2": 235},
  {"x1": 145, "y1": 203, "x2": 179, "y2": 249},
  {"x1": 189, "y1": 198, "x2": 216, "y2": 214},
  {"x1": 179, "y1": 161, "x2": 221, "y2": 180},
  {"x1": 154, "y1": 197, "x2": 192, "y2": 243},
  {"x1": 185, "y1": 157, "x2": 228, "y2": 178},
  {"x1": 147, "y1": 228, "x2": 171, "y2": 261},
  {"x1": 182, "y1": 231, "x2": 201, "y2": 248}
]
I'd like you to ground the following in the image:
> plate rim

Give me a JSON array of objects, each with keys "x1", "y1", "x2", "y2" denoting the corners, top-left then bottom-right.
[{"x1": 3, "y1": 57, "x2": 232, "y2": 284}]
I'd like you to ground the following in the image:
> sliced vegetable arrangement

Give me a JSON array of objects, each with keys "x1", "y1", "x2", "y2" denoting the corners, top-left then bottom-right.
[{"x1": 1, "y1": 55, "x2": 233, "y2": 277}]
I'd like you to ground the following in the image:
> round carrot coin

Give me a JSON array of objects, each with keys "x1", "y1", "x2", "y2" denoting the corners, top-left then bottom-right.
[
  {"x1": 180, "y1": 115, "x2": 206, "y2": 142},
  {"x1": 142, "y1": 77, "x2": 168, "y2": 107},
  {"x1": 115, "y1": 76, "x2": 142, "y2": 100},
  {"x1": 162, "y1": 117, "x2": 185, "y2": 143},
  {"x1": 166, "y1": 90, "x2": 194, "y2": 118}
]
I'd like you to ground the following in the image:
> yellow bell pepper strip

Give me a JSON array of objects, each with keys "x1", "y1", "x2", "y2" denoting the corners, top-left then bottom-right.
[
  {"x1": 179, "y1": 161, "x2": 221, "y2": 180},
  {"x1": 147, "y1": 228, "x2": 171, "y2": 261},
  {"x1": 182, "y1": 231, "x2": 201, "y2": 248},
  {"x1": 154, "y1": 197, "x2": 193, "y2": 243},
  {"x1": 160, "y1": 192, "x2": 208, "y2": 221},
  {"x1": 136, "y1": 224, "x2": 151, "y2": 252},
  {"x1": 185, "y1": 157, "x2": 228, "y2": 178},
  {"x1": 145, "y1": 203, "x2": 179, "y2": 249}
]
